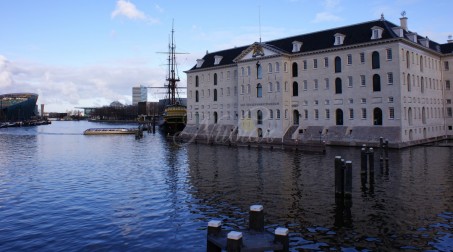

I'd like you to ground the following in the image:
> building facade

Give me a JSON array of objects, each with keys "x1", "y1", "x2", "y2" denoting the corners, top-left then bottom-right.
[
  {"x1": 132, "y1": 85, "x2": 148, "y2": 105},
  {"x1": 183, "y1": 16, "x2": 453, "y2": 147}
]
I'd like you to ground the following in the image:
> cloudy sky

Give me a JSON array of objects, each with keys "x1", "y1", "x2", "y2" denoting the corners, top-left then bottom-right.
[{"x1": 1, "y1": 0, "x2": 452, "y2": 112}]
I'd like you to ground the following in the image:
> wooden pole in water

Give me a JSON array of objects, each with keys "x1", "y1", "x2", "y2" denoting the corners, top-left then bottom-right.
[
  {"x1": 249, "y1": 205, "x2": 264, "y2": 232},
  {"x1": 335, "y1": 156, "x2": 344, "y2": 197},
  {"x1": 274, "y1": 227, "x2": 289, "y2": 252},
  {"x1": 344, "y1": 161, "x2": 352, "y2": 198},
  {"x1": 226, "y1": 231, "x2": 243, "y2": 252}
]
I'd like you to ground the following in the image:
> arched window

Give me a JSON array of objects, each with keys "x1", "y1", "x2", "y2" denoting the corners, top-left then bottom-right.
[
  {"x1": 373, "y1": 74, "x2": 381, "y2": 92},
  {"x1": 195, "y1": 75, "x2": 199, "y2": 87},
  {"x1": 276, "y1": 109, "x2": 281, "y2": 119},
  {"x1": 336, "y1": 109, "x2": 343, "y2": 125},
  {"x1": 195, "y1": 90, "x2": 199, "y2": 102},
  {"x1": 268, "y1": 63, "x2": 273, "y2": 73},
  {"x1": 257, "y1": 128, "x2": 263, "y2": 137},
  {"x1": 270, "y1": 109, "x2": 274, "y2": 119},
  {"x1": 408, "y1": 107, "x2": 413, "y2": 126},
  {"x1": 407, "y1": 74, "x2": 411, "y2": 92},
  {"x1": 213, "y1": 89, "x2": 217, "y2": 101},
  {"x1": 420, "y1": 56, "x2": 423, "y2": 72},
  {"x1": 275, "y1": 62, "x2": 280, "y2": 72},
  {"x1": 257, "y1": 110, "x2": 263, "y2": 124},
  {"x1": 195, "y1": 112, "x2": 199, "y2": 126},
  {"x1": 335, "y1": 78, "x2": 342, "y2": 94},
  {"x1": 373, "y1": 108, "x2": 382, "y2": 125},
  {"x1": 213, "y1": 112, "x2": 218, "y2": 124},
  {"x1": 269, "y1": 82, "x2": 273, "y2": 92},
  {"x1": 293, "y1": 110, "x2": 300, "y2": 125},
  {"x1": 292, "y1": 62, "x2": 298, "y2": 77},
  {"x1": 335, "y1": 56, "x2": 341, "y2": 73},
  {"x1": 292, "y1": 82, "x2": 298, "y2": 96},
  {"x1": 422, "y1": 107, "x2": 426, "y2": 124},
  {"x1": 372, "y1": 51, "x2": 380, "y2": 69},
  {"x1": 257, "y1": 63, "x2": 262, "y2": 79},
  {"x1": 241, "y1": 67, "x2": 244, "y2": 76},
  {"x1": 256, "y1": 83, "x2": 262, "y2": 97},
  {"x1": 406, "y1": 51, "x2": 410, "y2": 68},
  {"x1": 214, "y1": 73, "x2": 218, "y2": 85},
  {"x1": 247, "y1": 66, "x2": 251, "y2": 76},
  {"x1": 421, "y1": 77, "x2": 424, "y2": 93}
]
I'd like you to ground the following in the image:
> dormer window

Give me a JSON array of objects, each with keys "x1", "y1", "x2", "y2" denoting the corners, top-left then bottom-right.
[
  {"x1": 292, "y1": 41, "x2": 303, "y2": 52},
  {"x1": 371, "y1": 26, "x2": 384, "y2": 40},
  {"x1": 392, "y1": 27, "x2": 404, "y2": 37},
  {"x1": 334, "y1": 33, "x2": 345, "y2": 46},
  {"x1": 419, "y1": 37, "x2": 429, "y2": 47},
  {"x1": 196, "y1": 59, "x2": 205, "y2": 68},
  {"x1": 214, "y1": 55, "x2": 223, "y2": 65},
  {"x1": 407, "y1": 32, "x2": 418, "y2": 43}
]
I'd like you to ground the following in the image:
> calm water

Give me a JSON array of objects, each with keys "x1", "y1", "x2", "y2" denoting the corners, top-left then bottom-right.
[{"x1": 0, "y1": 121, "x2": 452, "y2": 251}]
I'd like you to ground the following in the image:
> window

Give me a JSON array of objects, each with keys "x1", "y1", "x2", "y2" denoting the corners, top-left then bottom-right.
[
  {"x1": 372, "y1": 51, "x2": 380, "y2": 69},
  {"x1": 335, "y1": 78, "x2": 342, "y2": 94},
  {"x1": 276, "y1": 109, "x2": 281, "y2": 119},
  {"x1": 447, "y1": 99, "x2": 452, "y2": 104},
  {"x1": 389, "y1": 107, "x2": 395, "y2": 119},
  {"x1": 361, "y1": 75, "x2": 366, "y2": 86},
  {"x1": 314, "y1": 109, "x2": 319, "y2": 120},
  {"x1": 241, "y1": 67, "x2": 244, "y2": 76},
  {"x1": 283, "y1": 62, "x2": 287, "y2": 72},
  {"x1": 349, "y1": 109, "x2": 354, "y2": 119},
  {"x1": 227, "y1": 71, "x2": 230, "y2": 80},
  {"x1": 256, "y1": 83, "x2": 262, "y2": 97},
  {"x1": 348, "y1": 98, "x2": 353, "y2": 104},
  {"x1": 276, "y1": 82, "x2": 281, "y2": 92},
  {"x1": 448, "y1": 108, "x2": 453, "y2": 117},
  {"x1": 269, "y1": 109, "x2": 274, "y2": 119},
  {"x1": 303, "y1": 60, "x2": 307, "y2": 70},
  {"x1": 324, "y1": 57, "x2": 329, "y2": 68},
  {"x1": 406, "y1": 51, "x2": 410, "y2": 68},
  {"x1": 373, "y1": 74, "x2": 381, "y2": 92},
  {"x1": 304, "y1": 110, "x2": 308, "y2": 119},
  {"x1": 268, "y1": 63, "x2": 273, "y2": 73},
  {"x1": 386, "y1": 49, "x2": 392, "y2": 60},
  {"x1": 325, "y1": 99, "x2": 330, "y2": 105},
  {"x1": 241, "y1": 110, "x2": 245, "y2": 119},
  {"x1": 446, "y1": 80, "x2": 451, "y2": 90},
  {"x1": 269, "y1": 82, "x2": 273, "y2": 92},
  {"x1": 360, "y1": 52, "x2": 365, "y2": 63},
  {"x1": 313, "y1": 59, "x2": 318, "y2": 69},
  {"x1": 314, "y1": 100, "x2": 319, "y2": 105},
  {"x1": 407, "y1": 74, "x2": 411, "y2": 92},
  {"x1": 227, "y1": 87, "x2": 230, "y2": 96},
  {"x1": 387, "y1": 73, "x2": 393, "y2": 85},
  {"x1": 325, "y1": 109, "x2": 330, "y2": 119},
  {"x1": 257, "y1": 110, "x2": 263, "y2": 124},
  {"x1": 388, "y1": 97, "x2": 394, "y2": 103},
  {"x1": 362, "y1": 108, "x2": 367, "y2": 119},
  {"x1": 195, "y1": 76, "x2": 199, "y2": 87},
  {"x1": 257, "y1": 63, "x2": 262, "y2": 79},
  {"x1": 361, "y1": 98, "x2": 367, "y2": 104},
  {"x1": 348, "y1": 76, "x2": 353, "y2": 87},
  {"x1": 325, "y1": 78, "x2": 329, "y2": 90},
  {"x1": 248, "y1": 110, "x2": 251, "y2": 119},
  {"x1": 303, "y1": 80, "x2": 308, "y2": 90},
  {"x1": 314, "y1": 79, "x2": 318, "y2": 90},
  {"x1": 335, "y1": 56, "x2": 341, "y2": 73},
  {"x1": 373, "y1": 108, "x2": 383, "y2": 125},
  {"x1": 275, "y1": 62, "x2": 280, "y2": 72},
  {"x1": 445, "y1": 61, "x2": 450, "y2": 71},
  {"x1": 292, "y1": 62, "x2": 298, "y2": 77},
  {"x1": 195, "y1": 91, "x2": 199, "y2": 102},
  {"x1": 285, "y1": 109, "x2": 288, "y2": 119},
  {"x1": 293, "y1": 82, "x2": 299, "y2": 96},
  {"x1": 247, "y1": 66, "x2": 251, "y2": 76},
  {"x1": 214, "y1": 73, "x2": 218, "y2": 85},
  {"x1": 347, "y1": 54, "x2": 352, "y2": 65},
  {"x1": 213, "y1": 89, "x2": 217, "y2": 101}
]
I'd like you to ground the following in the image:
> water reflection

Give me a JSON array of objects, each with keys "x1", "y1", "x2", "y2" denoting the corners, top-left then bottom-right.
[{"x1": 186, "y1": 144, "x2": 453, "y2": 250}]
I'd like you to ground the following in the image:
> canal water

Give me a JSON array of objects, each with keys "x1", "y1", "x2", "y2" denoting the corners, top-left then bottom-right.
[{"x1": 0, "y1": 121, "x2": 452, "y2": 251}]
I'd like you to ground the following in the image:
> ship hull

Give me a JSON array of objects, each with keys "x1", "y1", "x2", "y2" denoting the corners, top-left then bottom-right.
[{"x1": 160, "y1": 105, "x2": 186, "y2": 136}]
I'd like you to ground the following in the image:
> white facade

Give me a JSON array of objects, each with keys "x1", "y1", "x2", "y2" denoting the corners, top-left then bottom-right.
[{"x1": 183, "y1": 17, "x2": 453, "y2": 147}]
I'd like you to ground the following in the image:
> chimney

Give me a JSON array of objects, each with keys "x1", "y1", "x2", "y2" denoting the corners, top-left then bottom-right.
[{"x1": 400, "y1": 16, "x2": 408, "y2": 32}]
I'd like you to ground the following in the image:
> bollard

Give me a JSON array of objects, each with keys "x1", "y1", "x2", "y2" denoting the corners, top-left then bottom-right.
[
  {"x1": 344, "y1": 161, "x2": 352, "y2": 198},
  {"x1": 368, "y1": 148, "x2": 374, "y2": 174},
  {"x1": 227, "y1": 231, "x2": 243, "y2": 252},
  {"x1": 379, "y1": 137, "x2": 384, "y2": 161},
  {"x1": 360, "y1": 148, "x2": 367, "y2": 175},
  {"x1": 207, "y1": 220, "x2": 222, "y2": 252},
  {"x1": 274, "y1": 227, "x2": 289, "y2": 252},
  {"x1": 249, "y1": 205, "x2": 264, "y2": 232},
  {"x1": 384, "y1": 140, "x2": 389, "y2": 161},
  {"x1": 334, "y1": 156, "x2": 344, "y2": 197}
]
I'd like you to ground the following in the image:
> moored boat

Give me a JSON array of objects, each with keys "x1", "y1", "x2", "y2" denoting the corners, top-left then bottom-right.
[{"x1": 83, "y1": 128, "x2": 138, "y2": 135}]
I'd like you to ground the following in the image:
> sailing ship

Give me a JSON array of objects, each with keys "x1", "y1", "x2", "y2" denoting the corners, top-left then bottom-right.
[{"x1": 159, "y1": 24, "x2": 187, "y2": 135}]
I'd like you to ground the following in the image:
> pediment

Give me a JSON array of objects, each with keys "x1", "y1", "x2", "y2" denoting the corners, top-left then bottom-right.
[{"x1": 234, "y1": 42, "x2": 283, "y2": 62}]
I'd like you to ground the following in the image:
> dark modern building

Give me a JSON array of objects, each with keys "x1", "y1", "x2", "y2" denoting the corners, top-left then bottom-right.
[{"x1": 0, "y1": 93, "x2": 38, "y2": 121}]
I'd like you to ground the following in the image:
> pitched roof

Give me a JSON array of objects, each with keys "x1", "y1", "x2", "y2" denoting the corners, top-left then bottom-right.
[{"x1": 188, "y1": 18, "x2": 445, "y2": 71}]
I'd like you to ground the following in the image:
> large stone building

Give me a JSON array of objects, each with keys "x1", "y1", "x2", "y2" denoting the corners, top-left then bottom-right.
[{"x1": 182, "y1": 16, "x2": 453, "y2": 147}]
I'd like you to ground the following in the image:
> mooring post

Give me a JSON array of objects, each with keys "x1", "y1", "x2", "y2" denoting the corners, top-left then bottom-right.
[
  {"x1": 379, "y1": 137, "x2": 384, "y2": 162},
  {"x1": 360, "y1": 148, "x2": 367, "y2": 175},
  {"x1": 207, "y1": 220, "x2": 222, "y2": 252},
  {"x1": 345, "y1": 161, "x2": 352, "y2": 198},
  {"x1": 384, "y1": 140, "x2": 389, "y2": 161},
  {"x1": 249, "y1": 205, "x2": 264, "y2": 232},
  {"x1": 369, "y1": 148, "x2": 375, "y2": 174},
  {"x1": 227, "y1": 231, "x2": 243, "y2": 252},
  {"x1": 274, "y1": 227, "x2": 289, "y2": 252},
  {"x1": 335, "y1": 156, "x2": 343, "y2": 197}
]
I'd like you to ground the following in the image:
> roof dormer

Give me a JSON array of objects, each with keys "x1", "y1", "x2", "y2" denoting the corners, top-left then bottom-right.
[
  {"x1": 371, "y1": 26, "x2": 384, "y2": 40},
  {"x1": 214, "y1": 55, "x2": 223, "y2": 65},
  {"x1": 407, "y1": 32, "x2": 418, "y2": 43},
  {"x1": 419, "y1": 37, "x2": 430, "y2": 47},
  {"x1": 292, "y1": 41, "x2": 303, "y2": 52},
  {"x1": 392, "y1": 27, "x2": 404, "y2": 38},
  {"x1": 334, "y1": 33, "x2": 345, "y2": 46},
  {"x1": 196, "y1": 59, "x2": 205, "y2": 68}
]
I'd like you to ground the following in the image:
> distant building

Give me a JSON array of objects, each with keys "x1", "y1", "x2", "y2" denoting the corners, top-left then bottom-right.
[
  {"x1": 0, "y1": 93, "x2": 38, "y2": 121},
  {"x1": 183, "y1": 16, "x2": 453, "y2": 147},
  {"x1": 132, "y1": 85, "x2": 148, "y2": 105}
]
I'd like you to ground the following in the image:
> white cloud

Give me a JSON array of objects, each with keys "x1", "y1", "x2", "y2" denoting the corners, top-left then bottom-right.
[
  {"x1": 111, "y1": 0, "x2": 159, "y2": 24},
  {"x1": 155, "y1": 4, "x2": 164, "y2": 13},
  {"x1": 1, "y1": 56, "x2": 170, "y2": 112},
  {"x1": 312, "y1": 12, "x2": 342, "y2": 23}
]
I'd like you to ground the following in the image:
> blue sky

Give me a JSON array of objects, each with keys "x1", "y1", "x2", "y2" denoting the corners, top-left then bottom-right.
[{"x1": 1, "y1": 0, "x2": 452, "y2": 112}]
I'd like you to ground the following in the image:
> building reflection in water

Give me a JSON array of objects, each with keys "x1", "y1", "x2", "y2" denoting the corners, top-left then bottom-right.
[{"x1": 186, "y1": 144, "x2": 453, "y2": 250}]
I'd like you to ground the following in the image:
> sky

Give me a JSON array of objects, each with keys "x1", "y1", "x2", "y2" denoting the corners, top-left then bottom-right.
[{"x1": 0, "y1": 0, "x2": 452, "y2": 112}]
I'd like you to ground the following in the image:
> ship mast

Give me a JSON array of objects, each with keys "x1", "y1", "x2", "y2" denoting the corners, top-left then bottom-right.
[{"x1": 166, "y1": 22, "x2": 179, "y2": 106}]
